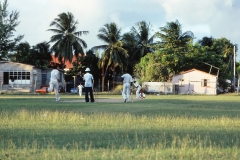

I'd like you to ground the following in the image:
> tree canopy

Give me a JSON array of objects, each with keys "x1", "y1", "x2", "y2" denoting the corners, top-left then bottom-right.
[
  {"x1": 122, "y1": 21, "x2": 156, "y2": 73},
  {"x1": 92, "y1": 22, "x2": 128, "y2": 91},
  {"x1": 47, "y1": 12, "x2": 89, "y2": 66},
  {"x1": 9, "y1": 41, "x2": 52, "y2": 68},
  {"x1": 0, "y1": 0, "x2": 23, "y2": 60}
]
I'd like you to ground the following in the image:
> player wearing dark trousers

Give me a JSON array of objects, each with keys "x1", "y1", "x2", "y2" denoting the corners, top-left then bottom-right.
[
  {"x1": 85, "y1": 87, "x2": 94, "y2": 102},
  {"x1": 83, "y1": 67, "x2": 95, "y2": 103}
]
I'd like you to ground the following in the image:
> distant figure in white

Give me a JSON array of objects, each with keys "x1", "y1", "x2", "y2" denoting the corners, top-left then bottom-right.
[
  {"x1": 78, "y1": 83, "x2": 84, "y2": 96},
  {"x1": 10, "y1": 77, "x2": 14, "y2": 88},
  {"x1": 46, "y1": 65, "x2": 60, "y2": 102},
  {"x1": 133, "y1": 80, "x2": 141, "y2": 99},
  {"x1": 121, "y1": 71, "x2": 133, "y2": 102}
]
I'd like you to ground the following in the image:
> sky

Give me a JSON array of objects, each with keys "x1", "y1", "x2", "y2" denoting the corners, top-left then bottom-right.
[{"x1": 7, "y1": 0, "x2": 240, "y2": 61}]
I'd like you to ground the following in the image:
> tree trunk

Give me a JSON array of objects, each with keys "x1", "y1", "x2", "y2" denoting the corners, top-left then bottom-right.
[
  {"x1": 112, "y1": 67, "x2": 115, "y2": 91},
  {"x1": 102, "y1": 66, "x2": 104, "y2": 92},
  {"x1": 101, "y1": 66, "x2": 110, "y2": 92}
]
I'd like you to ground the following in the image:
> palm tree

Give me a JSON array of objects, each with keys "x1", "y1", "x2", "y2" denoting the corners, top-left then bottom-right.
[
  {"x1": 33, "y1": 42, "x2": 52, "y2": 67},
  {"x1": 129, "y1": 21, "x2": 156, "y2": 57},
  {"x1": 198, "y1": 36, "x2": 213, "y2": 47},
  {"x1": 92, "y1": 22, "x2": 128, "y2": 91},
  {"x1": 10, "y1": 42, "x2": 52, "y2": 67},
  {"x1": 157, "y1": 20, "x2": 194, "y2": 49},
  {"x1": 47, "y1": 12, "x2": 89, "y2": 68},
  {"x1": 11, "y1": 42, "x2": 31, "y2": 63},
  {"x1": 156, "y1": 19, "x2": 194, "y2": 74},
  {"x1": 122, "y1": 21, "x2": 156, "y2": 74}
]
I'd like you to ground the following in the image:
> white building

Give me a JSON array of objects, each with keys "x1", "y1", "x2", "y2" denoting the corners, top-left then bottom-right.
[
  {"x1": 171, "y1": 68, "x2": 217, "y2": 95},
  {"x1": 0, "y1": 61, "x2": 64, "y2": 93}
]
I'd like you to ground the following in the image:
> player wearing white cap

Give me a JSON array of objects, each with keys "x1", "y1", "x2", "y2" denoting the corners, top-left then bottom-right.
[{"x1": 83, "y1": 67, "x2": 94, "y2": 102}]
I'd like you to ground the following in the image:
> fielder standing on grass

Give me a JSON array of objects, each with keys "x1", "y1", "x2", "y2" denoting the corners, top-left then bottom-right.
[
  {"x1": 83, "y1": 68, "x2": 94, "y2": 103},
  {"x1": 121, "y1": 70, "x2": 133, "y2": 102},
  {"x1": 46, "y1": 65, "x2": 61, "y2": 102},
  {"x1": 133, "y1": 80, "x2": 141, "y2": 99},
  {"x1": 78, "y1": 83, "x2": 84, "y2": 96}
]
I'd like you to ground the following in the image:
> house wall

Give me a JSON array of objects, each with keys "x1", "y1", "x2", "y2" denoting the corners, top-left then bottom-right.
[
  {"x1": 0, "y1": 62, "x2": 43, "y2": 92},
  {"x1": 32, "y1": 68, "x2": 42, "y2": 92},
  {"x1": 172, "y1": 70, "x2": 217, "y2": 95},
  {"x1": 142, "y1": 82, "x2": 173, "y2": 94},
  {"x1": 0, "y1": 61, "x2": 65, "y2": 93}
]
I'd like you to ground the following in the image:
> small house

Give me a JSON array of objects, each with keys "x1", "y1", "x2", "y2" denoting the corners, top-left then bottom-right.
[
  {"x1": 0, "y1": 61, "x2": 65, "y2": 93},
  {"x1": 172, "y1": 68, "x2": 217, "y2": 95}
]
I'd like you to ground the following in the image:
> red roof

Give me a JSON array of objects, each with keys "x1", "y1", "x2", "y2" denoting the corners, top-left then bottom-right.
[{"x1": 50, "y1": 54, "x2": 84, "y2": 69}]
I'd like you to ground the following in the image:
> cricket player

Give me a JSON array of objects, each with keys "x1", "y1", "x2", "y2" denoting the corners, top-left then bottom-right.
[
  {"x1": 78, "y1": 83, "x2": 84, "y2": 96},
  {"x1": 83, "y1": 68, "x2": 94, "y2": 102},
  {"x1": 46, "y1": 65, "x2": 60, "y2": 101},
  {"x1": 133, "y1": 80, "x2": 142, "y2": 99},
  {"x1": 121, "y1": 71, "x2": 133, "y2": 102}
]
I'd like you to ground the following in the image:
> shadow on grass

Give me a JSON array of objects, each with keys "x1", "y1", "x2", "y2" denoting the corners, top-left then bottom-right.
[
  {"x1": 1, "y1": 96, "x2": 240, "y2": 119},
  {"x1": 1, "y1": 127, "x2": 240, "y2": 150}
]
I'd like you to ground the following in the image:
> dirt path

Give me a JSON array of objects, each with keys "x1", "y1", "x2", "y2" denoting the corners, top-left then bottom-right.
[{"x1": 62, "y1": 98, "x2": 129, "y2": 103}]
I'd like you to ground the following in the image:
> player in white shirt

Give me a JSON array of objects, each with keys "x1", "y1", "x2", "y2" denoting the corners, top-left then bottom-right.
[
  {"x1": 78, "y1": 83, "x2": 84, "y2": 96},
  {"x1": 46, "y1": 66, "x2": 60, "y2": 101},
  {"x1": 83, "y1": 68, "x2": 94, "y2": 102},
  {"x1": 133, "y1": 80, "x2": 142, "y2": 99},
  {"x1": 121, "y1": 71, "x2": 133, "y2": 102}
]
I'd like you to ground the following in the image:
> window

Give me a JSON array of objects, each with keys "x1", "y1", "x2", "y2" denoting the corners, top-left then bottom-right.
[
  {"x1": 8, "y1": 70, "x2": 31, "y2": 85},
  {"x1": 201, "y1": 79, "x2": 209, "y2": 87},
  {"x1": 179, "y1": 78, "x2": 184, "y2": 86}
]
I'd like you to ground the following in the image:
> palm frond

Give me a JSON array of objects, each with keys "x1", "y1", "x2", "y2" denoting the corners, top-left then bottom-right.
[
  {"x1": 49, "y1": 21, "x2": 65, "y2": 31},
  {"x1": 75, "y1": 36, "x2": 87, "y2": 48},
  {"x1": 97, "y1": 34, "x2": 110, "y2": 43},
  {"x1": 48, "y1": 34, "x2": 64, "y2": 44},
  {"x1": 73, "y1": 31, "x2": 89, "y2": 37},
  {"x1": 47, "y1": 12, "x2": 89, "y2": 63},
  {"x1": 91, "y1": 45, "x2": 108, "y2": 51},
  {"x1": 47, "y1": 28, "x2": 64, "y2": 34}
]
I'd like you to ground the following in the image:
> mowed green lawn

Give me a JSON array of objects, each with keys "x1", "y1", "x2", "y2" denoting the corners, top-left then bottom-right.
[{"x1": 1, "y1": 93, "x2": 240, "y2": 159}]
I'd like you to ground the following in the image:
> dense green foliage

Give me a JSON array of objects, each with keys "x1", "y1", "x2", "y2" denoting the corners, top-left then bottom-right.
[
  {"x1": 135, "y1": 52, "x2": 169, "y2": 81},
  {"x1": 9, "y1": 41, "x2": 52, "y2": 68},
  {"x1": 132, "y1": 20, "x2": 237, "y2": 89},
  {"x1": 66, "y1": 49, "x2": 101, "y2": 82},
  {"x1": 155, "y1": 20, "x2": 194, "y2": 74},
  {"x1": 122, "y1": 21, "x2": 156, "y2": 73},
  {"x1": 0, "y1": 0, "x2": 23, "y2": 60},
  {"x1": 94, "y1": 22, "x2": 128, "y2": 73}
]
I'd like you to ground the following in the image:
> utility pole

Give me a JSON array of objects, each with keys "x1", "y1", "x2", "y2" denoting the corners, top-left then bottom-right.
[
  {"x1": 73, "y1": 76, "x2": 76, "y2": 93},
  {"x1": 233, "y1": 45, "x2": 236, "y2": 92}
]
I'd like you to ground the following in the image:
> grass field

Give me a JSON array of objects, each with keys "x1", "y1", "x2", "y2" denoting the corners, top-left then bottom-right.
[{"x1": 1, "y1": 93, "x2": 240, "y2": 159}]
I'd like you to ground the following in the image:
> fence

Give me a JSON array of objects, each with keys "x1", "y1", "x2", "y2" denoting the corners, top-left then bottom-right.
[
  {"x1": 63, "y1": 80, "x2": 175, "y2": 94},
  {"x1": 142, "y1": 82, "x2": 173, "y2": 94}
]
